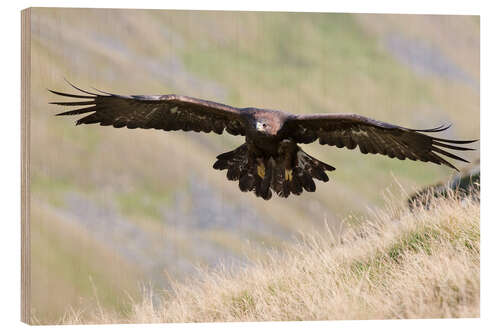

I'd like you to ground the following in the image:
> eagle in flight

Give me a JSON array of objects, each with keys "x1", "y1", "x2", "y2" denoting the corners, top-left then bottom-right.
[{"x1": 50, "y1": 83, "x2": 477, "y2": 200}]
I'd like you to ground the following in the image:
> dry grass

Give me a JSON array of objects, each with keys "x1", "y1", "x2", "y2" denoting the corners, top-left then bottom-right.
[{"x1": 56, "y1": 190, "x2": 479, "y2": 324}]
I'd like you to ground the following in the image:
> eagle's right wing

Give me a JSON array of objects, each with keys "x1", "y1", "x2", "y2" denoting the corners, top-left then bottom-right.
[
  {"x1": 283, "y1": 113, "x2": 477, "y2": 171},
  {"x1": 50, "y1": 83, "x2": 248, "y2": 136}
]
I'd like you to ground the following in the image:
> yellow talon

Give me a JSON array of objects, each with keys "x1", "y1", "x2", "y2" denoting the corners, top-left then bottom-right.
[
  {"x1": 257, "y1": 163, "x2": 266, "y2": 179},
  {"x1": 285, "y1": 169, "x2": 293, "y2": 181}
]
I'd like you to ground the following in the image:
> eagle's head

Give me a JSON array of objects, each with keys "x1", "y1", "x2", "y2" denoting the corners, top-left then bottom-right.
[
  {"x1": 255, "y1": 119, "x2": 280, "y2": 136},
  {"x1": 252, "y1": 110, "x2": 285, "y2": 136}
]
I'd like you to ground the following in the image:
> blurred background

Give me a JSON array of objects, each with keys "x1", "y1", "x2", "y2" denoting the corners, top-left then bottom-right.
[{"x1": 28, "y1": 8, "x2": 479, "y2": 322}]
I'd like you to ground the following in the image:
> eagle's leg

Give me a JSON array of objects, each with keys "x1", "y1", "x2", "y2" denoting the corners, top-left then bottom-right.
[
  {"x1": 282, "y1": 143, "x2": 297, "y2": 182},
  {"x1": 273, "y1": 140, "x2": 298, "y2": 197},
  {"x1": 241, "y1": 142, "x2": 272, "y2": 200},
  {"x1": 256, "y1": 158, "x2": 266, "y2": 179},
  {"x1": 256, "y1": 158, "x2": 273, "y2": 200},
  {"x1": 279, "y1": 139, "x2": 298, "y2": 181},
  {"x1": 272, "y1": 140, "x2": 336, "y2": 197},
  {"x1": 213, "y1": 143, "x2": 272, "y2": 199}
]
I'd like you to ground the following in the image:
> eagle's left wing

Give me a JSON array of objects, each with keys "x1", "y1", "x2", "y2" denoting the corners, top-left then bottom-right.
[
  {"x1": 49, "y1": 83, "x2": 247, "y2": 136},
  {"x1": 282, "y1": 113, "x2": 477, "y2": 170}
]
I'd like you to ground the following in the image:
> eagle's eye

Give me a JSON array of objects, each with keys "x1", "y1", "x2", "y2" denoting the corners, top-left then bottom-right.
[{"x1": 256, "y1": 121, "x2": 268, "y2": 132}]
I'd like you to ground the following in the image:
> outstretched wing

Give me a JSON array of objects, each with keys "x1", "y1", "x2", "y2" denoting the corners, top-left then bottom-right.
[
  {"x1": 49, "y1": 83, "x2": 247, "y2": 136},
  {"x1": 283, "y1": 113, "x2": 477, "y2": 170}
]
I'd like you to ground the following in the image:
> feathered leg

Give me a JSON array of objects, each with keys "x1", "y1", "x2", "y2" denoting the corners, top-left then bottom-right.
[{"x1": 271, "y1": 141, "x2": 335, "y2": 197}]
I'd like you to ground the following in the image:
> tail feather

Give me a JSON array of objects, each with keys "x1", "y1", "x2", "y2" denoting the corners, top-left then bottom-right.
[
  {"x1": 295, "y1": 168, "x2": 316, "y2": 192},
  {"x1": 311, "y1": 167, "x2": 329, "y2": 182},
  {"x1": 238, "y1": 174, "x2": 255, "y2": 192},
  {"x1": 213, "y1": 158, "x2": 229, "y2": 170},
  {"x1": 289, "y1": 175, "x2": 303, "y2": 195},
  {"x1": 213, "y1": 144, "x2": 335, "y2": 200},
  {"x1": 226, "y1": 166, "x2": 241, "y2": 181}
]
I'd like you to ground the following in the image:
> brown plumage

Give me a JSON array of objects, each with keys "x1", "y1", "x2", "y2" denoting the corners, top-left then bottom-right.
[{"x1": 50, "y1": 82, "x2": 477, "y2": 200}]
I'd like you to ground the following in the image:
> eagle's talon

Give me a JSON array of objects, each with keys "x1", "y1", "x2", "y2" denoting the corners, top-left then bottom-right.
[
  {"x1": 285, "y1": 169, "x2": 293, "y2": 181},
  {"x1": 257, "y1": 163, "x2": 266, "y2": 179}
]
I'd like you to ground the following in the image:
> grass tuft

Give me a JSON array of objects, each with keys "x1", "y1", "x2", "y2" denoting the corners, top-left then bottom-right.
[{"x1": 55, "y1": 190, "x2": 479, "y2": 323}]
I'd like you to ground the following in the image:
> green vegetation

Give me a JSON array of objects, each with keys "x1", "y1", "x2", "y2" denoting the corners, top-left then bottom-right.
[
  {"x1": 180, "y1": 12, "x2": 432, "y2": 116},
  {"x1": 117, "y1": 185, "x2": 172, "y2": 221}
]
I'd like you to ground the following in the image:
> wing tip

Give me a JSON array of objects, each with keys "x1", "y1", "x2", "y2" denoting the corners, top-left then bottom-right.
[
  {"x1": 404, "y1": 123, "x2": 451, "y2": 133},
  {"x1": 48, "y1": 80, "x2": 113, "y2": 101},
  {"x1": 90, "y1": 86, "x2": 113, "y2": 96},
  {"x1": 63, "y1": 78, "x2": 98, "y2": 96}
]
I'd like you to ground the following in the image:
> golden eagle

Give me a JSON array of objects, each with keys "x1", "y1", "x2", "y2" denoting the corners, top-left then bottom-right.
[{"x1": 50, "y1": 83, "x2": 477, "y2": 200}]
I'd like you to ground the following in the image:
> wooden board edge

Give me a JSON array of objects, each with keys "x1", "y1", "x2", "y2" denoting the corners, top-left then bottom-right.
[{"x1": 21, "y1": 7, "x2": 32, "y2": 325}]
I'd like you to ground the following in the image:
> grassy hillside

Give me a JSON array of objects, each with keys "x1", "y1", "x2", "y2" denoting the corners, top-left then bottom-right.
[
  {"x1": 51, "y1": 191, "x2": 479, "y2": 324},
  {"x1": 28, "y1": 9, "x2": 479, "y2": 322}
]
